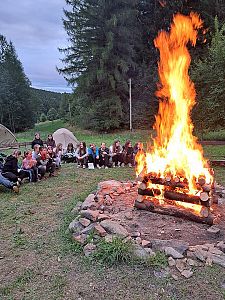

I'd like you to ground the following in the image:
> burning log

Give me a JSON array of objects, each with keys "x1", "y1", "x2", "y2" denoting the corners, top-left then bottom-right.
[
  {"x1": 138, "y1": 188, "x2": 161, "y2": 197},
  {"x1": 164, "y1": 191, "x2": 200, "y2": 205},
  {"x1": 134, "y1": 197, "x2": 213, "y2": 225}
]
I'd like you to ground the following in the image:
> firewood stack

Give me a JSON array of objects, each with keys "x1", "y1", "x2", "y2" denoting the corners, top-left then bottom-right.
[{"x1": 135, "y1": 172, "x2": 215, "y2": 225}]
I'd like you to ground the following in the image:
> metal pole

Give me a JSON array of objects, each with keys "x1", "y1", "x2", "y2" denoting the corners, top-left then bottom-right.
[{"x1": 129, "y1": 78, "x2": 132, "y2": 131}]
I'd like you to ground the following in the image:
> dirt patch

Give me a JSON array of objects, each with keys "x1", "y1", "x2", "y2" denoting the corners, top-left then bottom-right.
[{"x1": 84, "y1": 180, "x2": 225, "y2": 246}]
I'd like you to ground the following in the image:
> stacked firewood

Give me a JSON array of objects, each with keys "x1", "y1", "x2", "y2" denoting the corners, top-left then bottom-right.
[{"x1": 135, "y1": 173, "x2": 214, "y2": 225}]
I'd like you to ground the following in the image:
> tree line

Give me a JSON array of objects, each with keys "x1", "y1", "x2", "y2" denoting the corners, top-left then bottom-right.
[
  {"x1": 59, "y1": 0, "x2": 225, "y2": 134},
  {"x1": 0, "y1": 35, "x2": 66, "y2": 132}
]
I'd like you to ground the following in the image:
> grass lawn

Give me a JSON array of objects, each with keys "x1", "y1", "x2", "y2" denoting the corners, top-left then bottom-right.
[{"x1": 0, "y1": 120, "x2": 225, "y2": 300}]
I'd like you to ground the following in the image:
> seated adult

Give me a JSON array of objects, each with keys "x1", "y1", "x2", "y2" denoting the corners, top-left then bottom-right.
[
  {"x1": 22, "y1": 150, "x2": 38, "y2": 182},
  {"x1": 46, "y1": 134, "x2": 56, "y2": 149},
  {"x1": 0, "y1": 173, "x2": 19, "y2": 193},
  {"x1": 2, "y1": 150, "x2": 27, "y2": 183},
  {"x1": 99, "y1": 143, "x2": 110, "y2": 169},
  {"x1": 62, "y1": 143, "x2": 76, "y2": 163},
  {"x1": 75, "y1": 142, "x2": 88, "y2": 168},
  {"x1": 88, "y1": 144, "x2": 100, "y2": 169},
  {"x1": 123, "y1": 140, "x2": 134, "y2": 167},
  {"x1": 31, "y1": 133, "x2": 44, "y2": 149},
  {"x1": 109, "y1": 140, "x2": 124, "y2": 167}
]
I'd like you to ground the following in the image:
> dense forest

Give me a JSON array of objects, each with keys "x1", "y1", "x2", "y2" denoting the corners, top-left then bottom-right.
[
  {"x1": 0, "y1": 35, "x2": 66, "y2": 132},
  {"x1": 59, "y1": 0, "x2": 225, "y2": 133}
]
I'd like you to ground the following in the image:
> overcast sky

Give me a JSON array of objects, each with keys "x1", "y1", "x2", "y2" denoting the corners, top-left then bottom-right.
[{"x1": 0, "y1": 0, "x2": 72, "y2": 93}]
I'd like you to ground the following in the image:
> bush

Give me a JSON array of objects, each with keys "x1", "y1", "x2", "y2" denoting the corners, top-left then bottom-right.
[
  {"x1": 47, "y1": 108, "x2": 58, "y2": 121},
  {"x1": 92, "y1": 237, "x2": 133, "y2": 266},
  {"x1": 39, "y1": 113, "x2": 47, "y2": 122}
]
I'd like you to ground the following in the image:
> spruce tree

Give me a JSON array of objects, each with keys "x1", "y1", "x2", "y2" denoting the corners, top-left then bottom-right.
[
  {"x1": 59, "y1": 0, "x2": 142, "y2": 131},
  {"x1": 0, "y1": 35, "x2": 35, "y2": 132}
]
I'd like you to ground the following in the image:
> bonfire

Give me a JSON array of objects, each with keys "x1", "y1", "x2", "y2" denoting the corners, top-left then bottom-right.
[{"x1": 135, "y1": 13, "x2": 214, "y2": 225}]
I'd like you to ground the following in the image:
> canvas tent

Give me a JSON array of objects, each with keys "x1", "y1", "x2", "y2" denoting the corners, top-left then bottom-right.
[
  {"x1": 0, "y1": 124, "x2": 17, "y2": 146},
  {"x1": 53, "y1": 128, "x2": 79, "y2": 150}
]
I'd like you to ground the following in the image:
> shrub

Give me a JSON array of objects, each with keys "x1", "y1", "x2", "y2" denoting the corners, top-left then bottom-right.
[
  {"x1": 92, "y1": 237, "x2": 133, "y2": 266},
  {"x1": 39, "y1": 113, "x2": 47, "y2": 122}
]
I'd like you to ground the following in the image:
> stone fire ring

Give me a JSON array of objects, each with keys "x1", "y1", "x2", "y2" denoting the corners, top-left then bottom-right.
[{"x1": 69, "y1": 180, "x2": 225, "y2": 279}]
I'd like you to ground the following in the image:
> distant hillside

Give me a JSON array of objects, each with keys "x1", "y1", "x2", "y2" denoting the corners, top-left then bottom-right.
[{"x1": 30, "y1": 88, "x2": 69, "y2": 121}]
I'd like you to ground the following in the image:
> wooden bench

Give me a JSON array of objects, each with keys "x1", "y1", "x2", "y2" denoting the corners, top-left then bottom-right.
[{"x1": 0, "y1": 141, "x2": 32, "y2": 150}]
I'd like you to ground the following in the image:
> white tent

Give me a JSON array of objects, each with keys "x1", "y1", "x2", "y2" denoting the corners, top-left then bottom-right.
[
  {"x1": 52, "y1": 128, "x2": 79, "y2": 150},
  {"x1": 0, "y1": 124, "x2": 17, "y2": 146}
]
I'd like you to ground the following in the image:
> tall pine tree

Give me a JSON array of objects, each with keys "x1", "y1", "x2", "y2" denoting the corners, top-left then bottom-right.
[
  {"x1": 0, "y1": 35, "x2": 35, "y2": 132},
  {"x1": 59, "y1": 0, "x2": 143, "y2": 131}
]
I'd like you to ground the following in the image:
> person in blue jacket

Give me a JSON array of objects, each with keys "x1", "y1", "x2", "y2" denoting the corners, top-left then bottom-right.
[{"x1": 88, "y1": 143, "x2": 101, "y2": 169}]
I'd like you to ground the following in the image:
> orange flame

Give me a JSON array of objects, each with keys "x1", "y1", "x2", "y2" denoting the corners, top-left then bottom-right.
[{"x1": 136, "y1": 13, "x2": 213, "y2": 194}]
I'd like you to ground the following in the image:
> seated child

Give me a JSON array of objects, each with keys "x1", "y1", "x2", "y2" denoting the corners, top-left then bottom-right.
[
  {"x1": 62, "y1": 143, "x2": 76, "y2": 163},
  {"x1": 123, "y1": 140, "x2": 134, "y2": 167},
  {"x1": 46, "y1": 134, "x2": 56, "y2": 149},
  {"x1": 54, "y1": 143, "x2": 63, "y2": 168},
  {"x1": 22, "y1": 150, "x2": 38, "y2": 182},
  {"x1": 109, "y1": 140, "x2": 124, "y2": 167},
  {"x1": 88, "y1": 144, "x2": 100, "y2": 169},
  {"x1": 99, "y1": 143, "x2": 110, "y2": 168},
  {"x1": 36, "y1": 147, "x2": 55, "y2": 177},
  {"x1": 75, "y1": 142, "x2": 88, "y2": 168}
]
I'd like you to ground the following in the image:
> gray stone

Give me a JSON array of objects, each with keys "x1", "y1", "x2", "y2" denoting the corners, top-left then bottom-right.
[
  {"x1": 81, "y1": 194, "x2": 99, "y2": 210},
  {"x1": 145, "y1": 248, "x2": 155, "y2": 256},
  {"x1": 104, "y1": 234, "x2": 114, "y2": 243},
  {"x1": 81, "y1": 223, "x2": 95, "y2": 235},
  {"x1": 69, "y1": 220, "x2": 84, "y2": 233},
  {"x1": 165, "y1": 247, "x2": 184, "y2": 259},
  {"x1": 83, "y1": 243, "x2": 97, "y2": 257},
  {"x1": 71, "y1": 201, "x2": 83, "y2": 214},
  {"x1": 97, "y1": 214, "x2": 111, "y2": 221},
  {"x1": 194, "y1": 248, "x2": 208, "y2": 262},
  {"x1": 79, "y1": 217, "x2": 91, "y2": 227},
  {"x1": 80, "y1": 209, "x2": 99, "y2": 221},
  {"x1": 175, "y1": 259, "x2": 187, "y2": 273},
  {"x1": 208, "y1": 247, "x2": 224, "y2": 256},
  {"x1": 100, "y1": 220, "x2": 129, "y2": 237},
  {"x1": 151, "y1": 239, "x2": 189, "y2": 254},
  {"x1": 131, "y1": 231, "x2": 141, "y2": 238},
  {"x1": 168, "y1": 257, "x2": 176, "y2": 267},
  {"x1": 94, "y1": 224, "x2": 107, "y2": 237},
  {"x1": 187, "y1": 258, "x2": 198, "y2": 267},
  {"x1": 211, "y1": 254, "x2": 225, "y2": 268},
  {"x1": 124, "y1": 211, "x2": 133, "y2": 220},
  {"x1": 205, "y1": 256, "x2": 213, "y2": 266},
  {"x1": 181, "y1": 270, "x2": 193, "y2": 278},
  {"x1": 72, "y1": 234, "x2": 87, "y2": 245},
  {"x1": 141, "y1": 240, "x2": 151, "y2": 248},
  {"x1": 133, "y1": 245, "x2": 150, "y2": 259},
  {"x1": 135, "y1": 237, "x2": 142, "y2": 244},
  {"x1": 207, "y1": 226, "x2": 220, "y2": 235},
  {"x1": 217, "y1": 241, "x2": 225, "y2": 253}
]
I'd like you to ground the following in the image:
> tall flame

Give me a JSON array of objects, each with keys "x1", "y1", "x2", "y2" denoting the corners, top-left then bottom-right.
[{"x1": 137, "y1": 13, "x2": 213, "y2": 193}]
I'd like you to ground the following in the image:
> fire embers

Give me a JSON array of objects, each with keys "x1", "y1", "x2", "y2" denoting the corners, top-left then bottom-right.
[{"x1": 135, "y1": 172, "x2": 215, "y2": 225}]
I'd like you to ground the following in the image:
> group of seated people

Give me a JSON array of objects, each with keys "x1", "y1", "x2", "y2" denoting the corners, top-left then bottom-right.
[
  {"x1": 0, "y1": 132, "x2": 144, "y2": 193},
  {"x1": 63, "y1": 139, "x2": 144, "y2": 169}
]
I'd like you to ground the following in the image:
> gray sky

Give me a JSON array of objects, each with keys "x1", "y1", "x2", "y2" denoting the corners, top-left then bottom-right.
[{"x1": 0, "y1": 0, "x2": 72, "y2": 93}]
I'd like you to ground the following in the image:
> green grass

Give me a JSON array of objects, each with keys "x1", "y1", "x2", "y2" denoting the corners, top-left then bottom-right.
[
  {"x1": 1, "y1": 121, "x2": 225, "y2": 299},
  {"x1": 91, "y1": 237, "x2": 134, "y2": 266},
  {"x1": 203, "y1": 129, "x2": 225, "y2": 141}
]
